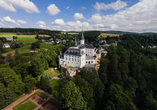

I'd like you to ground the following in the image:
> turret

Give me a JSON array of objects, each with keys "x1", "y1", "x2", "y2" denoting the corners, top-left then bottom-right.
[
  {"x1": 74, "y1": 36, "x2": 77, "y2": 47},
  {"x1": 80, "y1": 30, "x2": 85, "y2": 45}
]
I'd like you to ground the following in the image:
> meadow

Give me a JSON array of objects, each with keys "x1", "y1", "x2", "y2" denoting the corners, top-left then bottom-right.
[
  {"x1": 98, "y1": 33, "x2": 120, "y2": 38},
  {"x1": 0, "y1": 33, "x2": 38, "y2": 44},
  {"x1": 0, "y1": 33, "x2": 55, "y2": 55}
]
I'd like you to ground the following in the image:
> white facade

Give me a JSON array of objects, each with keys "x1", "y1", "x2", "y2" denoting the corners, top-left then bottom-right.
[{"x1": 58, "y1": 31, "x2": 101, "y2": 69}]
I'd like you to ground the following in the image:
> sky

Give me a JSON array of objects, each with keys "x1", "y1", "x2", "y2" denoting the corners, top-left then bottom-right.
[{"x1": 0, "y1": 0, "x2": 157, "y2": 33}]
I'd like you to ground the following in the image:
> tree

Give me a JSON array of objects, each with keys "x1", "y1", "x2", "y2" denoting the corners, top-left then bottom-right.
[
  {"x1": 20, "y1": 56, "x2": 30, "y2": 63},
  {"x1": 0, "y1": 59, "x2": 4, "y2": 64},
  {"x1": 60, "y1": 81, "x2": 87, "y2": 110},
  {"x1": 24, "y1": 75, "x2": 35, "y2": 93},
  {"x1": 40, "y1": 76, "x2": 46, "y2": 90},
  {"x1": 31, "y1": 58, "x2": 44, "y2": 77},
  {"x1": 0, "y1": 83, "x2": 15, "y2": 109},
  {"x1": 73, "y1": 75, "x2": 95, "y2": 110},
  {"x1": 44, "y1": 73, "x2": 51, "y2": 90},
  {"x1": 0, "y1": 40, "x2": 4, "y2": 53},
  {"x1": 13, "y1": 63, "x2": 30, "y2": 79},
  {"x1": 0, "y1": 68, "x2": 25, "y2": 94},
  {"x1": 31, "y1": 41, "x2": 40, "y2": 50}
]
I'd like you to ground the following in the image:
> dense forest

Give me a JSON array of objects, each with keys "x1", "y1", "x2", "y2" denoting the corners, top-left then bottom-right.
[
  {"x1": 54, "y1": 34, "x2": 157, "y2": 110},
  {"x1": 0, "y1": 28, "x2": 61, "y2": 35},
  {"x1": 1, "y1": 32, "x2": 157, "y2": 110}
]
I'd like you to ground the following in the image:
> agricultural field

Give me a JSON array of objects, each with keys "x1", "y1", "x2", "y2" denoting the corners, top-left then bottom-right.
[
  {"x1": 0, "y1": 33, "x2": 38, "y2": 44},
  {"x1": 98, "y1": 33, "x2": 120, "y2": 38}
]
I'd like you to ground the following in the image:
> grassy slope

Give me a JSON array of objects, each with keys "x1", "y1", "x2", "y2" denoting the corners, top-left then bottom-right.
[
  {"x1": 50, "y1": 79, "x2": 61, "y2": 95},
  {"x1": 13, "y1": 100, "x2": 37, "y2": 110},
  {"x1": 44, "y1": 68, "x2": 61, "y2": 79}
]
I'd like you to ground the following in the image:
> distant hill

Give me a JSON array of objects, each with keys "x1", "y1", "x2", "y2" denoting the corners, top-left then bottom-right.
[
  {"x1": 100, "y1": 31, "x2": 137, "y2": 34},
  {"x1": 0, "y1": 28, "x2": 61, "y2": 35},
  {"x1": 100, "y1": 31, "x2": 157, "y2": 36}
]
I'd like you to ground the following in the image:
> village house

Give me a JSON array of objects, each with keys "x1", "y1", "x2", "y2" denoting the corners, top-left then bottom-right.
[{"x1": 3, "y1": 43, "x2": 10, "y2": 48}]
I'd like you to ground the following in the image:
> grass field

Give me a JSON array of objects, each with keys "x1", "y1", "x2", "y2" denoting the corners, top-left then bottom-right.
[
  {"x1": 13, "y1": 100, "x2": 37, "y2": 110},
  {"x1": 0, "y1": 33, "x2": 38, "y2": 44},
  {"x1": 98, "y1": 33, "x2": 120, "y2": 38},
  {"x1": 48, "y1": 98, "x2": 62, "y2": 110},
  {"x1": 44, "y1": 68, "x2": 61, "y2": 79},
  {"x1": 35, "y1": 91, "x2": 49, "y2": 99},
  {"x1": 50, "y1": 79, "x2": 61, "y2": 95}
]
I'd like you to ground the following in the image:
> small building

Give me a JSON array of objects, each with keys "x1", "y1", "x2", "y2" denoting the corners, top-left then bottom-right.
[
  {"x1": 62, "y1": 40, "x2": 66, "y2": 44},
  {"x1": 3, "y1": 43, "x2": 10, "y2": 48},
  {"x1": 103, "y1": 44, "x2": 110, "y2": 49},
  {"x1": 6, "y1": 38, "x2": 13, "y2": 41},
  {"x1": 41, "y1": 39, "x2": 46, "y2": 42}
]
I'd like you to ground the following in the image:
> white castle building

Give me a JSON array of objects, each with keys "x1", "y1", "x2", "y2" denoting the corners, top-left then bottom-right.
[{"x1": 58, "y1": 31, "x2": 101, "y2": 69}]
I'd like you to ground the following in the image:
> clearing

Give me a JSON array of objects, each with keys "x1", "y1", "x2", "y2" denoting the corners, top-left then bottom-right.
[{"x1": 44, "y1": 68, "x2": 61, "y2": 79}]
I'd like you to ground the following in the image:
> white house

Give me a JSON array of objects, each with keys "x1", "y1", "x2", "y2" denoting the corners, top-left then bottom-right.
[
  {"x1": 58, "y1": 31, "x2": 101, "y2": 69},
  {"x1": 3, "y1": 43, "x2": 10, "y2": 48}
]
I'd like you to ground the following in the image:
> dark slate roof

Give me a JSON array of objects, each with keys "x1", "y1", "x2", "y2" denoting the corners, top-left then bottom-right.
[
  {"x1": 85, "y1": 45, "x2": 95, "y2": 49},
  {"x1": 64, "y1": 48, "x2": 82, "y2": 56},
  {"x1": 78, "y1": 44, "x2": 85, "y2": 49}
]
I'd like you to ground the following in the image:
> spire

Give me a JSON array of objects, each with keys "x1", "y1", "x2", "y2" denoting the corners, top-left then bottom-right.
[
  {"x1": 81, "y1": 30, "x2": 84, "y2": 40},
  {"x1": 60, "y1": 51, "x2": 62, "y2": 55},
  {"x1": 74, "y1": 36, "x2": 77, "y2": 47}
]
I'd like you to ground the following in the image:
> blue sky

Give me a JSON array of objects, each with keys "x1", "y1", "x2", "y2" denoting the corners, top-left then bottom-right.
[{"x1": 0, "y1": 0, "x2": 157, "y2": 32}]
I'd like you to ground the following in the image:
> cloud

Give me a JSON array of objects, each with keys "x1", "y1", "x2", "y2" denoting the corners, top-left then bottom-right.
[
  {"x1": 0, "y1": 22, "x2": 5, "y2": 27},
  {"x1": 81, "y1": 7, "x2": 86, "y2": 10},
  {"x1": 5, "y1": 0, "x2": 40, "y2": 13},
  {"x1": 0, "y1": 18, "x2": 4, "y2": 22},
  {"x1": 90, "y1": 0, "x2": 157, "y2": 32},
  {"x1": 88, "y1": 13, "x2": 102, "y2": 22},
  {"x1": 3, "y1": 16, "x2": 20, "y2": 26},
  {"x1": 51, "y1": 19, "x2": 65, "y2": 26},
  {"x1": 66, "y1": 6, "x2": 70, "y2": 9},
  {"x1": 50, "y1": 18, "x2": 89, "y2": 30},
  {"x1": 36, "y1": 21, "x2": 46, "y2": 25},
  {"x1": 93, "y1": 0, "x2": 127, "y2": 11},
  {"x1": 0, "y1": 0, "x2": 16, "y2": 12},
  {"x1": 36, "y1": 21, "x2": 48, "y2": 29},
  {"x1": 47, "y1": 4, "x2": 60, "y2": 15},
  {"x1": 17, "y1": 20, "x2": 27, "y2": 24},
  {"x1": 73, "y1": 13, "x2": 85, "y2": 20}
]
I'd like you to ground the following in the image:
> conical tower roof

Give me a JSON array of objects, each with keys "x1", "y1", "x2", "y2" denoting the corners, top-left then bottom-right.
[{"x1": 81, "y1": 30, "x2": 84, "y2": 40}]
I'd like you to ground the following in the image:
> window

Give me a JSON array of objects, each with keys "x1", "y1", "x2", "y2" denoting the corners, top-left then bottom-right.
[
  {"x1": 75, "y1": 59, "x2": 76, "y2": 61},
  {"x1": 78, "y1": 59, "x2": 79, "y2": 62},
  {"x1": 72, "y1": 58, "x2": 73, "y2": 61},
  {"x1": 69, "y1": 58, "x2": 71, "y2": 61},
  {"x1": 91, "y1": 61, "x2": 93, "y2": 63},
  {"x1": 66, "y1": 57, "x2": 67, "y2": 60}
]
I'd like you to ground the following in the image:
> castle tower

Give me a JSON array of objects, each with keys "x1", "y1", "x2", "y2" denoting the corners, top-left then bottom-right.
[
  {"x1": 74, "y1": 36, "x2": 77, "y2": 47},
  {"x1": 80, "y1": 30, "x2": 84, "y2": 45}
]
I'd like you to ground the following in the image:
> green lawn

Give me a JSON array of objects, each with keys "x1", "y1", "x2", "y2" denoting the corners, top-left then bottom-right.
[
  {"x1": 50, "y1": 79, "x2": 61, "y2": 95},
  {"x1": 53, "y1": 68, "x2": 62, "y2": 74},
  {"x1": 44, "y1": 68, "x2": 61, "y2": 79},
  {"x1": 40, "y1": 43, "x2": 53, "y2": 49},
  {"x1": 13, "y1": 100, "x2": 37, "y2": 110},
  {"x1": 48, "y1": 98, "x2": 62, "y2": 110},
  {"x1": 36, "y1": 91, "x2": 49, "y2": 99},
  {"x1": 38, "y1": 108, "x2": 42, "y2": 110}
]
